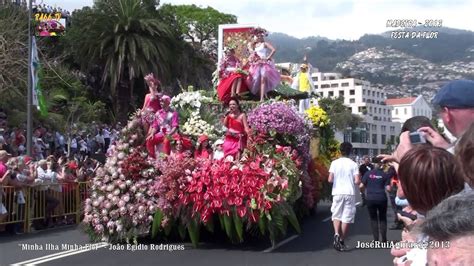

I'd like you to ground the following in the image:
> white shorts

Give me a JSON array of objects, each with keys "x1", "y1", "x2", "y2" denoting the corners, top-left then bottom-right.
[{"x1": 331, "y1": 195, "x2": 356, "y2": 223}]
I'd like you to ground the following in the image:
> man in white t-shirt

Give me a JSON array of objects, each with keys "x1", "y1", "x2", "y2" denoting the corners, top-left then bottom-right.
[{"x1": 328, "y1": 142, "x2": 361, "y2": 251}]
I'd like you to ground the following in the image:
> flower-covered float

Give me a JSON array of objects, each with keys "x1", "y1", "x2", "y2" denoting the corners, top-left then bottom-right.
[{"x1": 83, "y1": 90, "x2": 335, "y2": 247}]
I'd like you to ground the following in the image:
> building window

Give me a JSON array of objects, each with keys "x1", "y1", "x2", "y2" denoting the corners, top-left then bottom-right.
[
  {"x1": 369, "y1": 106, "x2": 372, "y2": 112},
  {"x1": 390, "y1": 135, "x2": 395, "y2": 143},
  {"x1": 381, "y1": 125, "x2": 386, "y2": 132},
  {"x1": 349, "y1": 98, "x2": 355, "y2": 103},
  {"x1": 314, "y1": 85, "x2": 318, "y2": 89},
  {"x1": 372, "y1": 134, "x2": 377, "y2": 144},
  {"x1": 344, "y1": 131, "x2": 351, "y2": 142},
  {"x1": 363, "y1": 89, "x2": 366, "y2": 95},
  {"x1": 377, "y1": 92, "x2": 380, "y2": 97},
  {"x1": 379, "y1": 108, "x2": 382, "y2": 113},
  {"x1": 342, "y1": 82, "x2": 349, "y2": 87},
  {"x1": 339, "y1": 90, "x2": 344, "y2": 96},
  {"x1": 372, "y1": 125, "x2": 377, "y2": 131},
  {"x1": 349, "y1": 89, "x2": 355, "y2": 95},
  {"x1": 329, "y1": 76, "x2": 335, "y2": 80},
  {"x1": 390, "y1": 126, "x2": 395, "y2": 133},
  {"x1": 312, "y1": 77, "x2": 318, "y2": 81},
  {"x1": 321, "y1": 84, "x2": 330, "y2": 88},
  {"x1": 372, "y1": 91, "x2": 375, "y2": 97},
  {"x1": 404, "y1": 108, "x2": 407, "y2": 115},
  {"x1": 381, "y1": 135, "x2": 386, "y2": 144},
  {"x1": 383, "y1": 109, "x2": 386, "y2": 114},
  {"x1": 328, "y1": 91, "x2": 334, "y2": 97},
  {"x1": 331, "y1": 83, "x2": 339, "y2": 88},
  {"x1": 362, "y1": 98, "x2": 366, "y2": 102}
]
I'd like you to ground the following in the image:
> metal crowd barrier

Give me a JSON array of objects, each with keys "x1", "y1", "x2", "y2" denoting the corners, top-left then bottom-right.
[{"x1": 0, "y1": 182, "x2": 91, "y2": 233}]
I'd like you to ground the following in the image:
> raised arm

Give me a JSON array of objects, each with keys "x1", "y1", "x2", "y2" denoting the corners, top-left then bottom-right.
[{"x1": 265, "y1": 42, "x2": 276, "y2": 60}]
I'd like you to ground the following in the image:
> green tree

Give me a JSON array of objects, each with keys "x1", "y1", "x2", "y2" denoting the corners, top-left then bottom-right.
[
  {"x1": 157, "y1": 3, "x2": 237, "y2": 89},
  {"x1": 66, "y1": 0, "x2": 176, "y2": 121},
  {"x1": 40, "y1": 64, "x2": 107, "y2": 131},
  {"x1": 159, "y1": 4, "x2": 237, "y2": 48},
  {"x1": 0, "y1": 3, "x2": 28, "y2": 106},
  {"x1": 318, "y1": 96, "x2": 363, "y2": 131}
]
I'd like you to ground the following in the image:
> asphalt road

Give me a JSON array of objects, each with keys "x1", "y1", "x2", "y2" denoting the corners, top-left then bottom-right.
[{"x1": 1, "y1": 201, "x2": 402, "y2": 266}]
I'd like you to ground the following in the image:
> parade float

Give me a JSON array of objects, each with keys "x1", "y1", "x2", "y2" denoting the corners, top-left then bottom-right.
[{"x1": 83, "y1": 25, "x2": 337, "y2": 247}]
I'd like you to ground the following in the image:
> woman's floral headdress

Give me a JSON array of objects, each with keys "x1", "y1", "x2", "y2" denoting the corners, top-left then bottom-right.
[
  {"x1": 144, "y1": 73, "x2": 161, "y2": 86},
  {"x1": 250, "y1": 27, "x2": 268, "y2": 38},
  {"x1": 172, "y1": 133, "x2": 193, "y2": 150}
]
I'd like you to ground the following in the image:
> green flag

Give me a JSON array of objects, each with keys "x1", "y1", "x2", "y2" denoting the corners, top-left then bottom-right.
[{"x1": 31, "y1": 37, "x2": 48, "y2": 117}]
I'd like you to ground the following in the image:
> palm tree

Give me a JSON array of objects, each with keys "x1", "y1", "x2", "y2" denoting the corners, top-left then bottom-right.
[{"x1": 67, "y1": 0, "x2": 175, "y2": 121}]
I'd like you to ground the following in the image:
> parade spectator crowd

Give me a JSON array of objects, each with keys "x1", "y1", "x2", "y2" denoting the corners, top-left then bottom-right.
[{"x1": 0, "y1": 112, "x2": 119, "y2": 234}]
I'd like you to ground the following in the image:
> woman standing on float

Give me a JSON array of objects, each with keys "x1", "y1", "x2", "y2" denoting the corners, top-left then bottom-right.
[
  {"x1": 142, "y1": 73, "x2": 162, "y2": 132},
  {"x1": 247, "y1": 28, "x2": 281, "y2": 102},
  {"x1": 222, "y1": 97, "x2": 250, "y2": 160}
]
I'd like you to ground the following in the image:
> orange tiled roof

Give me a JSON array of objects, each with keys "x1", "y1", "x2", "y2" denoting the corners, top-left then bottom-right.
[{"x1": 385, "y1": 97, "x2": 417, "y2": 105}]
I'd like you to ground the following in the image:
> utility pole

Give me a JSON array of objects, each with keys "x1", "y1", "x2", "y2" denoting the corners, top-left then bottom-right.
[{"x1": 27, "y1": 0, "x2": 32, "y2": 156}]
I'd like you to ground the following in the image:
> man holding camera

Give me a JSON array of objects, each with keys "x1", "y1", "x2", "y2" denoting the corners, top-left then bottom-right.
[
  {"x1": 383, "y1": 80, "x2": 474, "y2": 164},
  {"x1": 419, "y1": 79, "x2": 474, "y2": 153}
]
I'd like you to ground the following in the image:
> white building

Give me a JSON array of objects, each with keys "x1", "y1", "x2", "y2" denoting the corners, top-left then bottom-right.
[
  {"x1": 312, "y1": 72, "x2": 401, "y2": 156},
  {"x1": 385, "y1": 96, "x2": 432, "y2": 124}
]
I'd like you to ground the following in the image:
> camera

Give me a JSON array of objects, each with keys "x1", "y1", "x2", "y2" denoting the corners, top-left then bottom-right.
[
  {"x1": 372, "y1": 157, "x2": 382, "y2": 164},
  {"x1": 409, "y1": 131, "x2": 426, "y2": 144}
]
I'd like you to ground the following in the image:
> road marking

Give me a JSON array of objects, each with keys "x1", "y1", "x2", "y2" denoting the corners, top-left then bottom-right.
[
  {"x1": 323, "y1": 202, "x2": 362, "y2": 222},
  {"x1": 262, "y1": 235, "x2": 299, "y2": 253},
  {"x1": 11, "y1": 242, "x2": 109, "y2": 266}
]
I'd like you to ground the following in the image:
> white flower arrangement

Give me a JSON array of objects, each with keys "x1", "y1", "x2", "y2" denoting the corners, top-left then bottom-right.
[
  {"x1": 181, "y1": 111, "x2": 217, "y2": 138},
  {"x1": 171, "y1": 91, "x2": 212, "y2": 110}
]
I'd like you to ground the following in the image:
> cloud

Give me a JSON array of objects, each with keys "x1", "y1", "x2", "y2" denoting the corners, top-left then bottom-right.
[{"x1": 47, "y1": 0, "x2": 474, "y2": 40}]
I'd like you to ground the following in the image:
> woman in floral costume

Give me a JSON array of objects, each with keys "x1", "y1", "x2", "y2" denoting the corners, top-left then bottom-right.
[
  {"x1": 142, "y1": 73, "x2": 162, "y2": 131},
  {"x1": 247, "y1": 28, "x2": 281, "y2": 101},
  {"x1": 217, "y1": 48, "x2": 248, "y2": 103},
  {"x1": 146, "y1": 95, "x2": 179, "y2": 158},
  {"x1": 223, "y1": 98, "x2": 250, "y2": 160},
  {"x1": 171, "y1": 134, "x2": 193, "y2": 160},
  {"x1": 194, "y1": 135, "x2": 212, "y2": 160}
]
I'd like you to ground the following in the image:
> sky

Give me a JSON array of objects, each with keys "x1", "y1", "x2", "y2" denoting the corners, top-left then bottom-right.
[{"x1": 40, "y1": 0, "x2": 474, "y2": 40}]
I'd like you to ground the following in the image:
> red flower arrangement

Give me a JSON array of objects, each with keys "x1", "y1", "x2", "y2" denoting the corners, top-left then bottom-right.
[
  {"x1": 153, "y1": 156, "x2": 196, "y2": 221},
  {"x1": 121, "y1": 147, "x2": 151, "y2": 181},
  {"x1": 177, "y1": 157, "x2": 276, "y2": 224}
]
